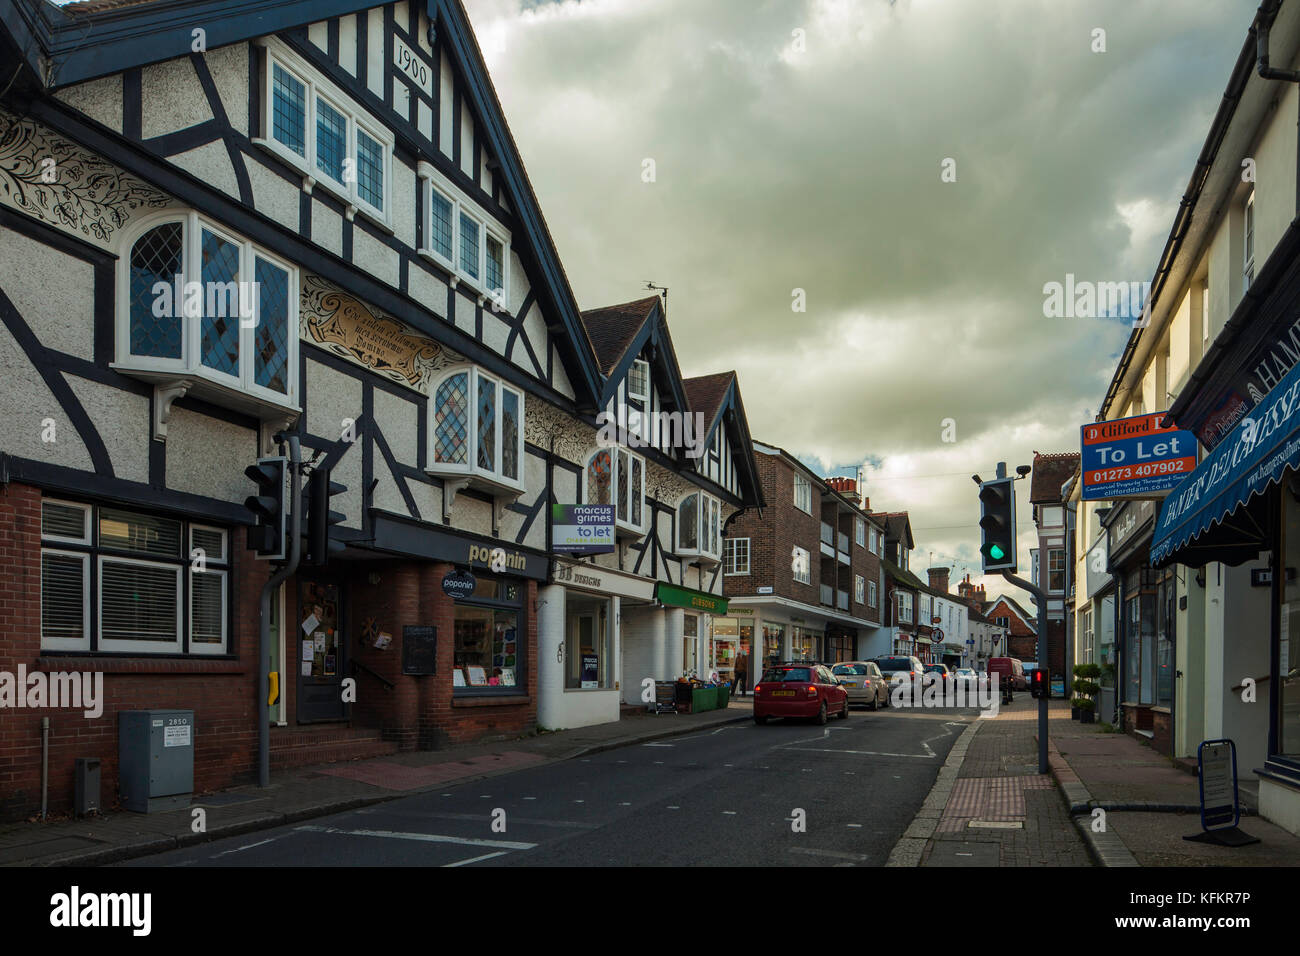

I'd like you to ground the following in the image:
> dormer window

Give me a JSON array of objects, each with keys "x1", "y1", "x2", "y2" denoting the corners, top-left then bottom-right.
[
  {"x1": 419, "y1": 167, "x2": 511, "y2": 306},
  {"x1": 586, "y1": 447, "x2": 645, "y2": 535},
  {"x1": 429, "y1": 367, "x2": 523, "y2": 493},
  {"x1": 628, "y1": 359, "x2": 650, "y2": 403},
  {"x1": 257, "y1": 41, "x2": 392, "y2": 227},
  {"x1": 678, "y1": 491, "x2": 722, "y2": 563}
]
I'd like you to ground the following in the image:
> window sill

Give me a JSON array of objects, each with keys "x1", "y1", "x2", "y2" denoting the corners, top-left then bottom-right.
[
  {"x1": 253, "y1": 137, "x2": 393, "y2": 233},
  {"x1": 37, "y1": 655, "x2": 245, "y2": 675},
  {"x1": 452, "y1": 694, "x2": 530, "y2": 707}
]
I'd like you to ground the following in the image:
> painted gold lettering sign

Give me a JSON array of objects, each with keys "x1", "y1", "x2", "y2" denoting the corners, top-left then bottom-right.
[{"x1": 301, "y1": 276, "x2": 442, "y2": 391}]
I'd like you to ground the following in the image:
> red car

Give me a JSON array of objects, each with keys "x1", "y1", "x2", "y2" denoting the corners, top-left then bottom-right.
[{"x1": 753, "y1": 662, "x2": 850, "y2": 725}]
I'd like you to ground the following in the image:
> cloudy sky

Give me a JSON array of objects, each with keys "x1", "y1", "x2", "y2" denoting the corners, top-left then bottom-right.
[{"x1": 462, "y1": 0, "x2": 1253, "y2": 596}]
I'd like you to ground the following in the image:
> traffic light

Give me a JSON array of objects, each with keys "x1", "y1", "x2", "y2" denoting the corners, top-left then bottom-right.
[
  {"x1": 304, "y1": 467, "x2": 347, "y2": 566},
  {"x1": 1032, "y1": 667, "x2": 1048, "y2": 698},
  {"x1": 978, "y1": 476, "x2": 1016, "y2": 572},
  {"x1": 244, "y1": 457, "x2": 287, "y2": 559}
]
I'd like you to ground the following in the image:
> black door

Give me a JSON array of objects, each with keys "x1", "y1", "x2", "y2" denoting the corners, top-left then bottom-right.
[{"x1": 297, "y1": 577, "x2": 348, "y2": 723}]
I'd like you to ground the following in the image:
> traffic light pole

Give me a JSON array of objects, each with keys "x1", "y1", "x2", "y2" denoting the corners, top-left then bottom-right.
[
  {"x1": 999, "y1": 569, "x2": 1050, "y2": 775},
  {"x1": 258, "y1": 433, "x2": 302, "y2": 788}
]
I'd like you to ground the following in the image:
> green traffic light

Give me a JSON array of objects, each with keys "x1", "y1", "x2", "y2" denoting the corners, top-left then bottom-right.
[{"x1": 989, "y1": 544, "x2": 1005, "y2": 560}]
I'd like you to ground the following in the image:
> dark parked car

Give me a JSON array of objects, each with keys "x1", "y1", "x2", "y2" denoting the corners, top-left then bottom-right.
[
  {"x1": 753, "y1": 662, "x2": 850, "y2": 724},
  {"x1": 924, "y1": 663, "x2": 951, "y2": 681}
]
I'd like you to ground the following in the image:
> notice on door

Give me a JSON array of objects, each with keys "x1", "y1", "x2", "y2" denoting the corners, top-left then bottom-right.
[{"x1": 164, "y1": 724, "x2": 192, "y2": 748}]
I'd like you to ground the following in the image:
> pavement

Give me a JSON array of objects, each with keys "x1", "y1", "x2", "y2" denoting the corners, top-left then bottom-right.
[
  {"x1": 0, "y1": 697, "x2": 755, "y2": 867},
  {"x1": 898, "y1": 692, "x2": 1300, "y2": 867}
]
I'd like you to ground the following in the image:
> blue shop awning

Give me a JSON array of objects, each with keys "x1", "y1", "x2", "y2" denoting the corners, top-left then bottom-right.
[{"x1": 1150, "y1": 358, "x2": 1300, "y2": 568}]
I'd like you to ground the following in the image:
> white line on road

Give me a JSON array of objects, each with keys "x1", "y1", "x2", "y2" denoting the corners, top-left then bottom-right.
[
  {"x1": 294, "y1": 825, "x2": 537, "y2": 850},
  {"x1": 789, "y1": 847, "x2": 868, "y2": 862},
  {"x1": 444, "y1": 851, "x2": 509, "y2": 867},
  {"x1": 643, "y1": 742, "x2": 674, "y2": 748},
  {"x1": 210, "y1": 837, "x2": 281, "y2": 859}
]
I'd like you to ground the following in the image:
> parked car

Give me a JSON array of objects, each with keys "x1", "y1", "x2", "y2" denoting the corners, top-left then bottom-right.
[
  {"x1": 831, "y1": 661, "x2": 888, "y2": 710},
  {"x1": 953, "y1": 667, "x2": 978, "y2": 687},
  {"x1": 924, "y1": 663, "x2": 951, "y2": 681},
  {"x1": 986, "y1": 657, "x2": 1026, "y2": 699},
  {"x1": 753, "y1": 662, "x2": 850, "y2": 725},
  {"x1": 872, "y1": 655, "x2": 926, "y2": 701}
]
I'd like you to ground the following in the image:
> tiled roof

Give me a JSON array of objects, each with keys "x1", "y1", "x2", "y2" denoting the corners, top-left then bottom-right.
[
  {"x1": 871, "y1": 511, "x2": 913, "y2": 550},
  {"x1": 683, "y1": 371, "x2": 733, "y2": 424},
  {"x1": 1029, "y1": 452, "x2": 1080, "y2": 504},
  {"x1": 987, "y1": 595, "x2": 1036, "y2": 631},
  {"x1": 579, "y1": 296, "x2": 658, "y2": 374}
]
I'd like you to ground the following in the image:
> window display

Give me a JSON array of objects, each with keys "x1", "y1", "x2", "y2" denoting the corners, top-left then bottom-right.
[{"x1": 452, "y1": 576, "x2": 523, "y2": 694}]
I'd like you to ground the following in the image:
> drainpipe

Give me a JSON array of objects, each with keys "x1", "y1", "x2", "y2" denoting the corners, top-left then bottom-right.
[
  {"x1": 40, "y1": 717, "x2": 49, "y2": 820},
  {"x1": 1255, "y1": 7, "x2": 1300, "y2": 213},
  {"x1": 258, "y1": 433, "x2": 302, "y2": 788}
]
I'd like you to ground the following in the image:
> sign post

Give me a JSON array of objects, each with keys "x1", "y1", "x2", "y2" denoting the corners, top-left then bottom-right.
[{"x1": 1184, "y1": 739, "x2": 1258, "y2": 846}]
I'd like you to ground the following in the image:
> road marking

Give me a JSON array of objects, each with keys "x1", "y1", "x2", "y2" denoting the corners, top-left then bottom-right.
[
  {"x1": 722, "y1": 811, "x2": 737, "y2": 815},
  {"x1": 667, "y1": 806, "x2": 680, "y2": 810},
  {"x1": 411, "y1": 812, "x2": 596, "y2": 830},
  {"x1": 210, "y1": 837, "x2": 280, "y2": 859},
  {"x1": 294, "y1": 825, "x2": 537, "y2": 850},
  {"x1": 620, "y1": 802, "x2": 631, "y2": 806},
  {"x1": 846, "y1": 823, "x2": 863, "y2": 828},
  {"x1": 789, "y1": 747, "x2": 935, "y2": 759},
  {"x1": 444, "y1": 851, "x2": 509, "y2": 868},
  {"x1": 523, "y1": 796, "x2": 537, "y2": 801},
  {"x1": 573, "y1": 799, "x2": 584, "y2": 803},
  {"x1": 789, "y1": 847, "x2": 868, "y2": 862},
  {"x1": 643, "y1": 742, "x2": 674, "y2": 748}
]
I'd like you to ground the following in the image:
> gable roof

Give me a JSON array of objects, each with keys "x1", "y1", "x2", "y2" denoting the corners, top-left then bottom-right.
[
  {"x1": 682, "y1": 371, "x2": 732, "y2": 425},
  {"x1": 986, "y1": 595, "x2": 1036, "y2": 631},
  {"x1": 5, "y1": 0, "x2": 607, "y2": 407},
  {"x1": 873, "y1": 512, "x2": 914, "y2": 550},
  {"x1": 580, "y1": 296, "x2": 659, "y2": 376},
  {"x1": 1030, "y1": 452, "x2": 1080, "y2": 504}
]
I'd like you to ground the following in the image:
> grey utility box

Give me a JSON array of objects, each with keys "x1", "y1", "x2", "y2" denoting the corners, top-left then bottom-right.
[{"x1": 118, "y1": 710, "x2": 195, "y2": 813}]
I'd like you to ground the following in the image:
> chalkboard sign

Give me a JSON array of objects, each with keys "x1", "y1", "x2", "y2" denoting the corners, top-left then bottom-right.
[{"x1": 402, "y1": 625, "x2": 437, "y2": 675}]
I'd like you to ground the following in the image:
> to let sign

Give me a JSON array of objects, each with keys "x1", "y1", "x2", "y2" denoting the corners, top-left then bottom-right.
[
  {"x1": 1081, "y1": 412, "x2": 1198, "y2": 501},
  {"x1": 551, "y1": 504, "x2": 615, "y2": 555}
]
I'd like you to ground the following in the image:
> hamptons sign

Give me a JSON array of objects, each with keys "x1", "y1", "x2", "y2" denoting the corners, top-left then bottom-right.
[{"x1": 1081, "y1": 412, "x2": 1197, "y2": 500}]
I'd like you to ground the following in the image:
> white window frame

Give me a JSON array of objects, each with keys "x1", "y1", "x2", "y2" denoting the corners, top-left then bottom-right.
[
  {"x1": 418, "y1": 162, "x2": 512, "y2": 308},
  {"x1": 855, "y1": 517, "x2": 865, "y2": 548},
  {"x1": 794, "y1": 473, "x2": 812, "y2": 514},
  {"x1": 855, "y1": 574, "x2": 865, "y2": 604},
  {"x1": 40, "y1": 548, "x2": 90, "y2": 651},
  {"x1": 427, "y1": 366, "x2": 526, "y2": 493},
  {"x1": 724, "y1": 537, "x2": 750, "y2": 576},
  {"x1": 1048, "y1": 548, "x2": 1066, "y2": 593},
  {"x1": 628, "y1": 359, "x2": 650, "y2": 403},
  {"x1": 256, "y1": 40, "x2": 393, "y2": 229},
  {"x1": 792, "y1": 546, "x2": 811, "y2": 584},
  {"x1": 868, "y1": 580, "x2": 878, "y2": 608},
  {"x1": 583, "y1": 446, "x2": 647, "y2": 535},
  {"x1": 677, "y1": 491, "x2": 723, "y2": 562},
  {"x1": 97, "y1": 554, "x2": 184, "y2": 655},
  {"x1": 898, "y1": 591, "x2": 914, "y2": 624},
  {"x1": 188, "y1": 525, "x2": 230, "y2": 656},
  {"x1": 113, "y1": 211, "x2": 300, "y2": 409}
]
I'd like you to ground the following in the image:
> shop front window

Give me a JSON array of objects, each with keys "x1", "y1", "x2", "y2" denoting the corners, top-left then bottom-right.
[
  {"x1": 452, "y1": 576, "x2": 524, "y2": 693},
  {"x1": 791, "y1": 626, "x2": 820, "y2": 662},
  {"x1": 827, "y1": 633, "x2": 853, "y2": 663},
  {"x1": 565, "y1": 594, "x2": 611, "y2": 690},
  {"x1": 683, "y1": 614, "x2": 699, "y2": 676},
  {"x1": 763, "y1": 623, "x2": 785, "y2": 665},
  {"x1": 1279, "y1": 487, "x2": 1300, "y2": 758},
  {"x1": 1123, "y1": 567, "x2": 1157, "y2": 705},
  {"x1": 1156, "y1": 569, "x2": 1175, "y2": 709},
  {"x1": 713, "y1": 617, "x2": 738, "y2": 680}
]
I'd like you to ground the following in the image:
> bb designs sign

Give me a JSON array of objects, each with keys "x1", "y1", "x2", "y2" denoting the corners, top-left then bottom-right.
[
  {"x1": 1081, "y1": 412, "x2": 1197, "y2": 500},
  {"x1": 301, "y1": 276, "x2": 446, "y2": 391},
  {"x1": 551, "y1": 505, "x2": 615, "y2": 555}
]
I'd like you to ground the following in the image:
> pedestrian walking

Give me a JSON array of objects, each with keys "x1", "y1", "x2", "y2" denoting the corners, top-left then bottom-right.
[{"x1": 734, "y1": 652, "x2": 748, "y2": 697}]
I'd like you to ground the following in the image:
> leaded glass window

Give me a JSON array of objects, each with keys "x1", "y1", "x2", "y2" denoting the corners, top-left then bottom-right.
[
  {"x1": 460, "y1": 213, "x2": 480, "y2": 280},
  {"x1": 476, "y1": 374, "x2": 495, "y2": 471},
  {"x1": 429, "y1": 188, "x2": 454, "y2": 261},
  {"x1": 254, "y1": 257, "x2": 289, "y2": 394},
  {"x1": 315, "y1": 96, "x2": 347, "y2": 183},
  {"x1": 129, "y1": 222, "x2": 184, "y2": 359},
  {"x1": 617, "y1": 449, "x2": 629, "y2": 519},
  {"x1": 486, "y1": 233, "x2": 504, "y2": 295},
  {"x1": 199, "y1": 228, "x2": 241, "y2": 377},
  {"x1": 502, "y1": 388, "x2": 520, "y2": 481},
  {"x1": 679, "y1": 494, "x2": 698, "y2": 551},
  {"x1": 271, "y1": 63, "x2": 307, "y2": 157},
  {"x1": 356, "y1": 127, "x2": 384, "y2": 211},
  {"x1": 587, "y1": 450, "x2": 612, "y2": 505},
  {"x1": 631, "y1": 456, "x2": 643, "y2": 527},
  {"x1": 434, "y1": 372, "x2": 469, "y2": 465}
]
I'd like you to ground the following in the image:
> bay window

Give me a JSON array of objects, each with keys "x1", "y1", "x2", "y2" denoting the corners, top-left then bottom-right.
[
  {"x1": 418, "y1": 165, "x2": 511, "y2": 305},
  {"x1": 585, "y1": 447, "x2": 645, "y2": 534},
  {"x1": 898, "y1": 591, "x2": 914, "y2": 624},
  {"x1": 678, "y1": 492, "x2": 722, "y2": 562},
  {"x1": 116, "y1": 212, "x2": 298, "y2": 411},
  {"x1": 258, "y1": 42, "x2": 392, "y2": 225},
  {"x1": 429, "y1": 367, "x2": 524, "y2": 492},
  {"x1": 40, "y1": 499, "x2": 229, "y2": 655}
]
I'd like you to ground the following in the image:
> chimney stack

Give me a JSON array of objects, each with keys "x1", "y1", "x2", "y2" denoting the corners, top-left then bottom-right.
[
  {"x1": 927, "y1": 567, "x2": 951, "y2": 595},
  {"x1": 824, "y1": 475, "x2": 860, "y2": 505}
]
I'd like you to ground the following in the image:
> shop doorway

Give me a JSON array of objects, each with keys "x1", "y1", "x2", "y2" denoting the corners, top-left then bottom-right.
[{"x1": 297, "y1": 577, "x2": 348, "y2": 723}]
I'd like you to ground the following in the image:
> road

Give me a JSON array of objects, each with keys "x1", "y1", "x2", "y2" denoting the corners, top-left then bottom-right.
[{"x1": 125, "y1": 705, "x2": 980, "y2": 867}]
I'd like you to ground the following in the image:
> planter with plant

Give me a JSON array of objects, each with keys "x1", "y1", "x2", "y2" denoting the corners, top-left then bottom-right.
[{"x1": 1073, "y1": 663, "x2": 1101, "y2": 725}]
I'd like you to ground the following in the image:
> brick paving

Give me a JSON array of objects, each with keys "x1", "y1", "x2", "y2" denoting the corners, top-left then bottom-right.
[{"x1": 919, "y1": 697, "x2": 1092, "y2": 866}]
